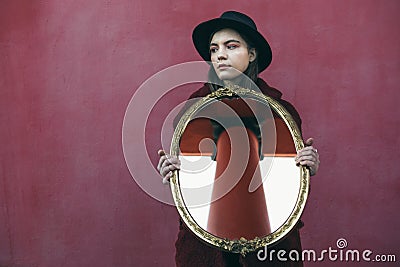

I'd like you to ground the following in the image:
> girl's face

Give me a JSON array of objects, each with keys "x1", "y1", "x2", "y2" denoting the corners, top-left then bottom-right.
[{"x1": 209, "y1": 28, "x2": 256, "y2": 83}]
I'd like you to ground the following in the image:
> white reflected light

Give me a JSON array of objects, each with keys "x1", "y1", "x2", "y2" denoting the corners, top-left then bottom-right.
[{"x1": 179, "y1": 156, "x2": 300, "y2": 233}]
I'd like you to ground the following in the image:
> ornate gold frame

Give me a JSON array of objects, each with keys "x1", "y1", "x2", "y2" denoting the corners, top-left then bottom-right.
[{"x1": 170, "y1": 85, "x2": 310, "y2": 256}]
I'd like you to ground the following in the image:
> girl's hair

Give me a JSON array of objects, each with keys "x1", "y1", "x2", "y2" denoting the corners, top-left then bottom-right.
[{"x1": 207, "y1": 29, "x2": 259, "y2": 91}]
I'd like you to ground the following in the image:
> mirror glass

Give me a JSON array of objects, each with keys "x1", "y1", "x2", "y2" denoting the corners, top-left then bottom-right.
[{"x1": 170, "y1": 87, "x2": 309, "y2": 253}]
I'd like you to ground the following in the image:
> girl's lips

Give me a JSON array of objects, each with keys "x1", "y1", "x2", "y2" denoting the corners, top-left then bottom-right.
[{"x1": 218, "y1": 64, "x2": 231, "y2": 70}]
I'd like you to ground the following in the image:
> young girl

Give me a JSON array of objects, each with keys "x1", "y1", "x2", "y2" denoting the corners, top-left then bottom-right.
[{"x1": 158, "y1": 11, "x2": 319, "y2": 267}]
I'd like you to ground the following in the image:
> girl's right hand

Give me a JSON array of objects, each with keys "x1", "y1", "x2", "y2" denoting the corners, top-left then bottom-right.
[{"x1": 157, "y1": 149, "x2": 181, "y2": 184}]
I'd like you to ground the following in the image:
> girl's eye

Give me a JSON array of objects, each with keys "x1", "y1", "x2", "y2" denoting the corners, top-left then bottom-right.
[
  {"x1": 227, "y1": 44, "x2": 239, "y2": 50},
  {"x1": 210, "y1": 47, "x2": 218, "y2": 53}
]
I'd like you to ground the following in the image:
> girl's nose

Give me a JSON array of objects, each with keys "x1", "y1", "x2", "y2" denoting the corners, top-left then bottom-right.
[{"x1": 217, "y1": 50, "x2": 227, "y2": 61}]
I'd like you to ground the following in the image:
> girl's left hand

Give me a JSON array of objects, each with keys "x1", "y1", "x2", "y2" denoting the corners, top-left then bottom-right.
[{"x1": 295, "y1": 138, "x2": 320, "y2": 176}]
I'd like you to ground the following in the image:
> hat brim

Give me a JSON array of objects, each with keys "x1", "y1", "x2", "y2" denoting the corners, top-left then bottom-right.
[{"x1": 192, "y1": 18, "x2": 272, "y2": 73}]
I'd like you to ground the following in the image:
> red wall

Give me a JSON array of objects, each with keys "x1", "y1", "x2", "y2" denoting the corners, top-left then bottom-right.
[{"x1": 1, "y1": 0, "x2": 399, "y2": 266}]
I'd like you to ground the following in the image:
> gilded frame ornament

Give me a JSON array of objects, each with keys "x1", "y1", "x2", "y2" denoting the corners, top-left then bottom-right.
[{"x1": 170, "y1": 85, "x2": 310, "y2": 256}]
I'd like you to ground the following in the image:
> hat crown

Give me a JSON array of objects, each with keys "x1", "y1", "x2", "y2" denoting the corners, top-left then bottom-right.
[{"x1": 220, "y1": 11, "x2": 257, "y2": 31}]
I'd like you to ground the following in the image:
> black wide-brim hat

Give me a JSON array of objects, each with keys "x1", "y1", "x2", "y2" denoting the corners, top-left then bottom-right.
[{"x1": 192, "y1": 11, "x2": 272, "y2": 73}]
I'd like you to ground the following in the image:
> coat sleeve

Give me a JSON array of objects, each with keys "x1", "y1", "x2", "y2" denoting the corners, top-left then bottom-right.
[
  {"x1": 278, "y1": 99, "x2": 303, "y2": 135},
  {"x1": 172, "y1": 84, "x2": 211, "y2": 129}
]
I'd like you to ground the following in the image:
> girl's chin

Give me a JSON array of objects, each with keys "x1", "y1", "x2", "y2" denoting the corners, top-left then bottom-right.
[{"x1": 217, "y1": 74, "x2": 242, "y2": 82}]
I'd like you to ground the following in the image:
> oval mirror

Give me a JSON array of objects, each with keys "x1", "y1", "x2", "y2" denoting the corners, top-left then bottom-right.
[{"x1": 170, "y1": 85, "x2": 310, "y2": 256}]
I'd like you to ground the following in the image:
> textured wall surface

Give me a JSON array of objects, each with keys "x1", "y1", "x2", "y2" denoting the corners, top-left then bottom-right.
[{"x1": 1, "y1": 0, "x2": 399, "y2": 266}]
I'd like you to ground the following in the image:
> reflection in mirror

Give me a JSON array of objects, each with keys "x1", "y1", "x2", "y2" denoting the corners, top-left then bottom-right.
[{"x1": 178, "y1": 97, "x2": 300, "y2": 241}]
